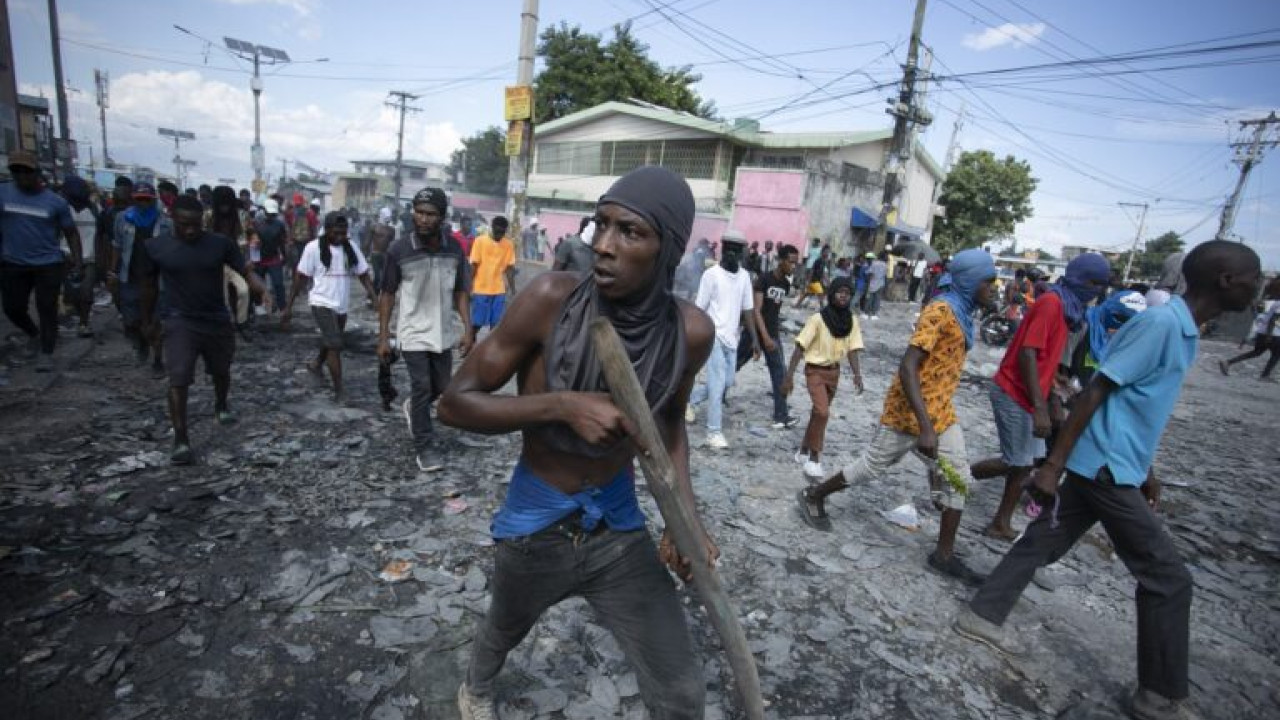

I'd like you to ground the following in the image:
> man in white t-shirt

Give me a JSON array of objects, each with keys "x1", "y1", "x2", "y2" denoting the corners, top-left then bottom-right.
[
  {"x1": 282, "y1": 212, "x2": 376, "y2": 403},
  {"x1": 908, "y1": 252, "x2": 928, "y2": 302},
  {"x1": 689, "y1": 231, "x2": 758, "y2": 449},
  {"x1": 1220, "y1": 278, "x2": 1280, "y2": 380}
]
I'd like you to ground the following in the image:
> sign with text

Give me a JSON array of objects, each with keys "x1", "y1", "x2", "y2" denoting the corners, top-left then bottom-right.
[
  {"x1": 504, "y1": 85, "x2": 533, "y2": 121},
  {"x1": 505, "y1": 121, "x2": 525, "y2": 157}
]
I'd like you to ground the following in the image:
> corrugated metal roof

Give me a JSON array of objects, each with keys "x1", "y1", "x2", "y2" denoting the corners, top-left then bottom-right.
[{"x1": 535, "y1": 101, "x2": 944, "y2": 176}]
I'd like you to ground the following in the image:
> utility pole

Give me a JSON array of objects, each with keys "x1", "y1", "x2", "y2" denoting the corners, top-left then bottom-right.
[
  {"x1": 506, "y1": 0, "x2": 539, "y2": 239},
  {"x1": 1119, "y1": 201, "x2": 1149, "y2": 283},
  {"x1": 94, "y1": 69, "x2": 110, "y2": 167},
  {"x1": 922, "y1": 73, "x2": 959, "y2": 244},
  {"x1": 222, "y1": 37, "x2": 292, "y2": 192},
  {"x1": 280, "y1": 157, "x2": 289, "y2": 184},
  {"x1": 386, "y1": 91, "x2": 421, "y2": 206},
  {"x1": 1216, "y1": 111, "x2": 1279, "y2": 242},
  {"x1": 158, "y1": 127, "x2": 195, "y2": 189},
  {"x1": 47, "y1": 0, "x2": 71, "y2": 176},
  {"x1": 873, "y1": 0, "x2": 932, "y2": 254}
]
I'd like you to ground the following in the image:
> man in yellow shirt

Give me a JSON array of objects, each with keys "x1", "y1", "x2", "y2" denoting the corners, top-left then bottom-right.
[
  {"x1": 796, "y1": 248, "x2": 998, "y2": 586},
  {"x1": 469, "y1": 216, "x2": 515, "y2": 332}
]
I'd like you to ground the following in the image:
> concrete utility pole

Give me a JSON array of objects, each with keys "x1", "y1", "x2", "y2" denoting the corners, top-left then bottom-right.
[
  {"x1": 1216, "y1": 111, "x2": 1279, "y2": 242},
  {"x1": 922, "y1": 77, "x2": 959, "y2": 243},
  {"x1": 1119, "y1": 201, "x2": 1149, "y2": 283},
  {"x1": 94, "y1": 69, "x2": 110, "y2": 167},
  {"x1": 506, "y1": 0, "x2": 539, "y2": 235},
  {"x1": 873, "y1": 0, "x2": 932, "y2": 254},
  {"x1": 386, "y1": 91, "x2": 421, "y2": 206},
  {"x1": 47, "y1": 0, "x2": 71, "y2": 175}
]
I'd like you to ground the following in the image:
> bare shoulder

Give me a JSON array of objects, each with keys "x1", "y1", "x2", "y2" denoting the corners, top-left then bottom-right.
[
  {"x1": 676, "y1": 298, "x2": 714, "y2": 364},
  {"x1": 522, "y1": 271, "x2": 580, "y2": 307}
]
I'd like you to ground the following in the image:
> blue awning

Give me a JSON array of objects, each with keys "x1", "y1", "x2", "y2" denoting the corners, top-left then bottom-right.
[
  {"x1": 889, "y1": 223, "x2": 923, "y2": 240},
  {"x1": 850, "y1": 207, "x2": 878, "y2": 229}
]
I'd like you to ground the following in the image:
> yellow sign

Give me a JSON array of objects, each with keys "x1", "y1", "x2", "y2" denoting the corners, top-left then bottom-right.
[
  {"x1": 505, "y1": 121, "x2": 525, "y2": 157},
  {"x1": 251, "y1": 179, "x2": 267, "y2": 194},
  {"x1": 504, "y1": 85, "x2": 533, "y2": 121}
]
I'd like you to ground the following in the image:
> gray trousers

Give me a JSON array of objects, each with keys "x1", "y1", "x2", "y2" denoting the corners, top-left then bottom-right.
[
  {"x1": 467, "y1": 527, "x2": 705, "y2": 719},
  {"x1": 969, "y1": 470, "x2": 1192, "y2": 700},
  {"x1": 403, "y1": 350, "x2": 452, "y2": 451}
]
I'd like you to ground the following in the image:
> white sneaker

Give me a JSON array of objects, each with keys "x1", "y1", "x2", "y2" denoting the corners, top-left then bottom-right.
[
  {"x1": 685, "y1": 405, "x2": 695, "y2": 423},
  {"x1": 707, "y1": 432, "x2": 729, "y2": 450},
  {"x1": 457, "y1": 683, "x2": 498, "y2": 720},
  {"x1": 794, "y1": 449, "x2": 807, "y2": 464},
  {"x1": 803, "y1": 460, "x2": 825, "y2": 478},
  {"x1": 870, "y1": 315, "x2": 879, "y2": 320}
]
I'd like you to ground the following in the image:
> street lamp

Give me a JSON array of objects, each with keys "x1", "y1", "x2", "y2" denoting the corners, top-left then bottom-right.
[
  {"x1": 222, "y1": 36, "x2": 291, "y2": 192},
  {"x1": 158, "y1": 127, "x2": 196, "y2": 189}
]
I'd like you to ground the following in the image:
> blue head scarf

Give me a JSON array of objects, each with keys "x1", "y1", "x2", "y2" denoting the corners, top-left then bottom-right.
[
  {"x1": 1086, "y1": 290, "x2": 1147, "y2": 364},
  {"x1": 933, "y1": 248, "x2": 996, "y2": 349},
  {"x1": 123, "y1": 203, "x2": 159, "y2": 229},
  {"x1": 1048, "y1": 253, "x2": 1111, "y2": 330}
]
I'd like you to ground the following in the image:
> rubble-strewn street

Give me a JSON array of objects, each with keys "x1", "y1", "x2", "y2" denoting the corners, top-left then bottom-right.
[{"x1": 2, "y1": 274, "x2": 1278, "y2": 720}]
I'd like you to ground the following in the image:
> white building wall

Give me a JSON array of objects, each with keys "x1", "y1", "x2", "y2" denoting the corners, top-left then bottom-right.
[
  {"x1": 528, "y1": 174, "x2": 727, "y2": 212},
  {"x1": 827, "y1": 140, "x2": 886, "y2": 171},
  {"x1": 899, "y1": 155, "x2": 938, "y2": 230}
]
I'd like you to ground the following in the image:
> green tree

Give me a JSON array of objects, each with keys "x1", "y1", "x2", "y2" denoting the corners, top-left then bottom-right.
[
  {"x1": 447, "y1": 126, "x2": 509, "y2": 197},
  {"x1": 1136, "y1": 230, "x2": 1184, "y2": 279},
  {"x1": 932, "y1": 150, "x2": 1038, "y2": 255},
  {"x1": 534, "y1": 22, "x2": 715, "y2": 124}
]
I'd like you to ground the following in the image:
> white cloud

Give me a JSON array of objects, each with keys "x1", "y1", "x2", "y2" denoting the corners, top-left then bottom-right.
[
  {"x1": 215, "y1": 0, "x2": 322, "y2": 41},
  {"x1": 33, "y1": 71, "x2": 461, "y2": 187},
  {"x1": 962, "y1": 22, "x2": 1046, "y2": 52},
  {"x1": 215, "y1": 0, "x2": 319, "y2": 17}
]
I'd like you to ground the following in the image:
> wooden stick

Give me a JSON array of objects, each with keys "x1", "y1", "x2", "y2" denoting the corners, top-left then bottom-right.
[{"x1": 590, "y1": 318, "x2": 765, "y2": 720}]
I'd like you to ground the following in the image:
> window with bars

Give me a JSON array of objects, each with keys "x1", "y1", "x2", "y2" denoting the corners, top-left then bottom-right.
[{"x1": 536, "y1": 139, "x2": 720, "y2": 179}]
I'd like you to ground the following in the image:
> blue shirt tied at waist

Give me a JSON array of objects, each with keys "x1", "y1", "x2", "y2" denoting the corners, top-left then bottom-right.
[{"x1": 491, "y1": 460, "x2": 647, "y2": 540}]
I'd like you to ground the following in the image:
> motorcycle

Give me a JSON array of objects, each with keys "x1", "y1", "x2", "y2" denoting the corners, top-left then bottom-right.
[{"x1": 979, "y1": 301, "x2": 1021, "y2": 347}]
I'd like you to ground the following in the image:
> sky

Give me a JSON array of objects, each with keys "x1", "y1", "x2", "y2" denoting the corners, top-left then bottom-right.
[{"x1": 9, "y1": 0, "x2": 1280, "y2": 269}]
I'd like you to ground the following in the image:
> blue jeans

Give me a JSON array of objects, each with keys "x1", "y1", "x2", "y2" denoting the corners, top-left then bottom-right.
[
  {"x1": 763, "y1": 332, "x2": 788, "y2": 421},
  {"x1": 690, "y1": 338, "x2": 737, "y2": 432},
  {"x1": 255, "y1": 264, "x2": 286, "y2": 310},
  {"x1": 866, "y1": 288, "x2": 883, "y2": 315}
]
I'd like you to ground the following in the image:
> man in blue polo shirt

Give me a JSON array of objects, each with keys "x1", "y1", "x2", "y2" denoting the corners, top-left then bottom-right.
[
  {"x1": 0, "y1": 152, "x2": 83, "y2": 372},
  {"x1": 952, "y1": 240, "x2": 1262, "y2": 720}
]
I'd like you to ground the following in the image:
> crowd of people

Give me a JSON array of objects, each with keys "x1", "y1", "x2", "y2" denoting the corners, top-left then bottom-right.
[{"x1": 2, "y1": 153, "x2": 1273, "y2": 720}]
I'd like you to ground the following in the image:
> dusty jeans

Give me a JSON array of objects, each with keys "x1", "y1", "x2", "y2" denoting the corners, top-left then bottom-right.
[
  {"x1": 467, "y1": 526, "x2": 704, "y2": 719},
  {"x1": 969, "y1": 470, "x2": 1192, "y2": 699}
]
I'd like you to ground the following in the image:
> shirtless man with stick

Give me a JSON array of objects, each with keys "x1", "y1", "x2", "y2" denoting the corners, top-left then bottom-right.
[{"x1": 438, "y1": 167, "x2": 721, "y2": 720}]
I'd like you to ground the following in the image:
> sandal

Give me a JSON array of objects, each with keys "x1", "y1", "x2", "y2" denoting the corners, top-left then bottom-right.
[{"x1": 796, "y1": 489, "x2": 833, "y2": 531}]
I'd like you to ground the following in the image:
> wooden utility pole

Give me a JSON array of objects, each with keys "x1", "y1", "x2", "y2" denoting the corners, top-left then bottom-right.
[
  {"x1": 873, "y1": 0, "x2": 931, "y2": 253},
  {"x1": 47, "y1": 0, "x2": 71, "y2": 175},
  {"x1": 1119, "y1": 201, "x2": 1149, "y2": 284},
  {"x1": 1216, "y1": 111, "x2": 1279, "y2": 242},
  {"x1": 386, "y1": 90, "x2": 421, "y2": 207},
  {"x1": 506, "y1": 0, "x2": 539, "y2": 243}
]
